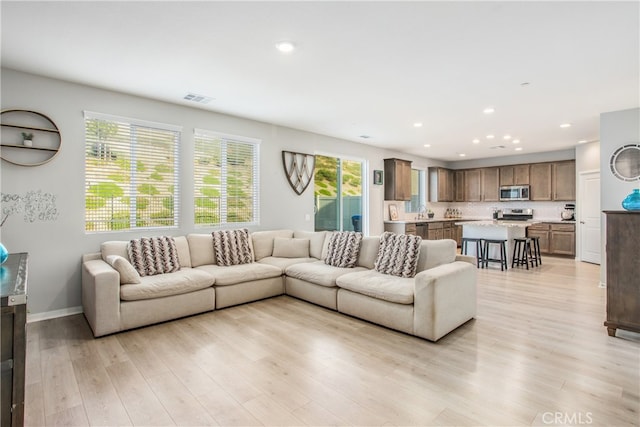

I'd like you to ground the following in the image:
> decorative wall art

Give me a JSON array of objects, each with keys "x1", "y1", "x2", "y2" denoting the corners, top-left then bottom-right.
[
  {"x1": 373, "y1": 170, "x2": 384, "y2": 185},
  {"x1": 282, "y1": 150, "x2": 315, "y2": 195},
  {"x1": 389, "y1": 204, "x2": 399, "y2": 221}
]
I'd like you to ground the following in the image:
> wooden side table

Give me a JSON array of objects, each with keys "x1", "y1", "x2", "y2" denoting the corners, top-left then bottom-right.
[{"x1": 1, "y1": 252, "x2": 28, "y2": 427}]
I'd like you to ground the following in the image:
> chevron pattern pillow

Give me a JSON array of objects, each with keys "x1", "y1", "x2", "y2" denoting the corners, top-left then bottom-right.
[
  {"x1": 374, "y1": 232, "x2": 422, "y2": 278},
  {"x1": 213, "y1": 228, "x2": 254, "y2": 266},
  {"x1": 324, "y1": 231, "x2": 363, "y2": 268},
  {"x1": 128, "y1": 236, "x2": 180, "y2": 277}
]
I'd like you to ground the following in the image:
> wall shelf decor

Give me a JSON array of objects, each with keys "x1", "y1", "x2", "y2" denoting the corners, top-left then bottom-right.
[
  {"x1": 1, "y1": 109, "x2": 61, "y2": 166},
  {"x1": 282, "y1": 150, "x2": 315, "y2": 195}
]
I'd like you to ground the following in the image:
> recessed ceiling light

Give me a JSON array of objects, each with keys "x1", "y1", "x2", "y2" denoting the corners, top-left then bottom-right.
[
  {"x1": 414, "y1": 122, "x2": 423, "y2": 128},
  {"x1": 486, "y1": 134, "x2": 495, "y2": 139},
  {"x1": 578, "y1": 140, "x2": 588, "y2": 144},
  {"x1": 275, "y1": 41, "x2": 296, "y2": 53},
  {"x1": 423, "y1": 144, "x2": 431, "y2": 148},
  {"x1": 560, "y1": 123, "x2": 572, "y2": 128},
  {"x1": 483, "y1": 107, "x2": 495, "y2": 114},
  {"x1": 503, "y1": 135, "x2": 512, "y2": 140},
  {"x1": 515, "y1": 147, "x2": 523, "y2": 151},
  {"x1": 459, "y1": 153, "x2": 466, "y2": 157},
  {"x1": 512, "y1": 139, "x2": 520, "y2": 144},
  {"x1": 472, "y1": 139, "x2": 480, "y2": 144}
]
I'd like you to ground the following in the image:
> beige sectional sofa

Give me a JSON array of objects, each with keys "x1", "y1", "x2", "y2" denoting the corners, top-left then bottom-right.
[{"x1": 82, "y1": 229, "x2": 477, "y2": 341}]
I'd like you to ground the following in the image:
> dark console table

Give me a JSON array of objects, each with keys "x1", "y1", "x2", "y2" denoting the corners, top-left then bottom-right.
[{"x1": 1, "y1": 253, "x2": 28, "y2": 427}]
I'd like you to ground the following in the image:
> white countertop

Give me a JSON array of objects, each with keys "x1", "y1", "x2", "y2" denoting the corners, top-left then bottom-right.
[{"x1": 456, "y1": 220, "x2": 541, "y2": 228}]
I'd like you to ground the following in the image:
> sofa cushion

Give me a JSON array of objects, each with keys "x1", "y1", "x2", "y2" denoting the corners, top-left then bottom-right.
[
  {"x1": 258, "y1": 256, "x2": 316, "y2": 270},
  {"x1": 128, "y1": 236, "x2": 181, "y2": 277},
  {"x1": 324, "y1": 231, "x2": 362, "y2": 268},
  {"x1": 196, "y1": 263, "x2": 282, "y2": 286},
  {"x1": 273, "y1": 237, "x2": 310, "y2": 258},
  {"x1": 187, "y1": 233, "x2": 216, "y2": 267},
  {"x1": 285, "y1": 261, "x2": 367, "y2": 288},
  {"x1": 174, "y1": 236, "x2": 192, "y2": 268},
  {"x1": 293, "y1": 230, "x2": 327, "y2": 259},
  {"x1": 102, "y1": 237, "x2": 191, "y2": 269},
  {"x1": 213, "y1": 229, "x2": 254, "y2": 266},
  {"x1": 120, "y1": 268, "x2": 214, "y2": 301},
  {"x1": 106, "y1": 255, "x2": 141, "y2": 285},
  {"x1": 251, "y1": 230, "x2": 294, "y2": 260},
  {"x1": 416, "y1": 239, "x2": 457, "y2": 272},
  {"x1": 336, "y1": 270, "x2": 414, "y2": 305},
  {"x1": 357, "y1": 236, "x2": 380, "y2": 269},
  {"x1": 374, "y1": 232, "x2": 422, "y2": 278}
]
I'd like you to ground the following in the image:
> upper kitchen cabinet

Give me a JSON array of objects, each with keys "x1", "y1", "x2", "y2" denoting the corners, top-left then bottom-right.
[
  {"x1": 464, "y1": 169, "x2": 482, "y2": 202},
  {"x1": 481, "y1": 167, "x2": 500, "y2": 201},
  {"x1": 530, "y1": 163, "x2": 553, "y2": 201},
  {"x1": 428, "y1": 167, "x2": 454, "y2": 202},
  {"x1": 499, "y1": 164, "x2": 530, "y2": 186},
  {"x1": 454, "y1": 170, "x2": 465, "y2": 202},
  {"x1": 384, "y1": 158, "x2": 412, "y2": 201},
  {"x1": 553, "y1": 160, "x2": 576, "y2": 201}
]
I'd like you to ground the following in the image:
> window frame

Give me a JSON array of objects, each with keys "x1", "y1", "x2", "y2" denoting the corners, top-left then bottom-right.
[{"x1": 405, "y1": 168, "x2": 427, "y2": 213}]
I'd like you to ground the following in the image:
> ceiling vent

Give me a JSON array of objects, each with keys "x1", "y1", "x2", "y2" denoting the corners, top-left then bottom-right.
[
  {"x1": 184, "y1": 93, "x2": 213, "y2": 104},
  {"x1": 489, "y1": 145, "x2": 506, "y2": 149}
]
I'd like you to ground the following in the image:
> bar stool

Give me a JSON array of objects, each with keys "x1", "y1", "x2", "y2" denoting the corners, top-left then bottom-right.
[
  {"x1": 512, "y1": 238, "x2": 535, "y2": 269},
  {"x1": 529, "y1": 236, "x2": 542, "y2": 266},
  {"x1": 461, "y1": 237, "x2": 484, "y2": 268},
  {"x1": 482, "y1": 239, "x2": 508, "y2": 271}
]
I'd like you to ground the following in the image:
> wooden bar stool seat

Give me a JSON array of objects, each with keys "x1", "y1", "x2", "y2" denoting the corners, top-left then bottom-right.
[{"x1": 482, "y1": 239, "x2": 508, "y2": 271}]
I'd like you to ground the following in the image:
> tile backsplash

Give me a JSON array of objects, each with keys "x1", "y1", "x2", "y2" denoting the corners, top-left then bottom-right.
[{"x1": 385, "y1": 200, "x2": 574, "y2": 221}]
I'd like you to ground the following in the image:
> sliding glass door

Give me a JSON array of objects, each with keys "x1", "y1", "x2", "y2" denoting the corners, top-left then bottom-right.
[{"x1": 314, "y1": 155, "x2": 364, "y2": 232}]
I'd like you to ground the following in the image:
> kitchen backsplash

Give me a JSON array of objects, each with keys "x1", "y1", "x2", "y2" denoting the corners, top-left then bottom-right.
[{"x1": 384, "y1": 200, "x2": 575, "y2": 221}]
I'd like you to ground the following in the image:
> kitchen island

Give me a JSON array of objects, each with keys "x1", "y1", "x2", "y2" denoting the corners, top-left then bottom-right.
[{"x1": 456, "y1": 220, "x2": 540, "y2": 267}]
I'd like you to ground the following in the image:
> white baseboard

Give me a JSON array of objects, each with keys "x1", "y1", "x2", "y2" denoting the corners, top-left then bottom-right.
[{"x1": 27, "y1": 306, "x2": 83, "y2": 323}]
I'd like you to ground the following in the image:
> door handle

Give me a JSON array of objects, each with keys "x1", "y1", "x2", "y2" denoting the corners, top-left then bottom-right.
[{"x1": 580, "y1": 221, "x2": 585, "y2": 224}]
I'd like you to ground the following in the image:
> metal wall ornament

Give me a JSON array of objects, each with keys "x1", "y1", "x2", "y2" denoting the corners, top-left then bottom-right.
[{"x1": 282, "y1": 151, "x2": 315, "y2": 195}]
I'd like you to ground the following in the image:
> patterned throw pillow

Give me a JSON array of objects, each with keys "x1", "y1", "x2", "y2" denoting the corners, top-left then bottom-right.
[
  {"x1": 374, "y1": 232, "x2": 422, "y2": 278},
  {"x1": 324, "y1": 231, "x2": 363, "y2": 268},
  {"x1": 128, "y1": 236, "x2": 181, "y2": 277},
  {"x1": 212, "y1": 228, "x2": 254, "y2": 266}
]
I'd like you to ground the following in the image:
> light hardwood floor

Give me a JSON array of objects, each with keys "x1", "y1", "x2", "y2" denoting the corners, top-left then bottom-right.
[{"x1": 25, "y1": 256, "x2": 639, "y2": 426}]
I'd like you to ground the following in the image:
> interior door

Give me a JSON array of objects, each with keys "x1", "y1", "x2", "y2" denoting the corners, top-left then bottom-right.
[{"x1": 579, "y1": 171, "x2": 601, "y2": 264}]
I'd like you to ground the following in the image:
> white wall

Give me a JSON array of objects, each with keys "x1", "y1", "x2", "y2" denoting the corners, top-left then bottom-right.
[
  {"x1": 599, "y1": 108, "x2": 640, "y2": 285},
  {"x1": 447, "y1": 149, "x2": 575, "y2": 170},
  {"x1": 0, "y1": 68, "x2": 442, "y2": 316}
]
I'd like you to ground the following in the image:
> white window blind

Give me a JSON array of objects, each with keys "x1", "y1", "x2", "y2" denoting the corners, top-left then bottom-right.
[
  {"x1": 84, "y1": 111, "x2": 181, "y2": 232},
  {"x1": 194, "y1": 129, "x2": 260, "y2": 226}
]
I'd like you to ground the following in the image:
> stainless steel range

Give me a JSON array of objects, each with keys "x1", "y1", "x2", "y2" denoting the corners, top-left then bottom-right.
[{"x1": 500, "y1": 208, "x2": 533, "y2": 221}]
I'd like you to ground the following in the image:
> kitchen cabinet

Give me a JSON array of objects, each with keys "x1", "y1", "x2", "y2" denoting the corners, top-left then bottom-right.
[
  {"x1": 464, "y1": 169, "x2": 481, "y2": 202},
  {"x1": 454, "y1": 170, "x2": 465, "y2": 202},
  {"x1": 604, "y1": 211, "x2": 640, "y2": 337},
  {"x1": 529, "y1": 163, "x2": 553, "y2": 201},
  {"x1": 427, "y1": 222, "x2": 443, "y2": 240},
  {"x1": 527, "y1": 222, "x2": 575, "y2": 256},
  {"x1": 384, "y1": 222, "x2": 416, "y2": 235},
  {"x1": 553, "y1": 161, "x2": 576, "y2": 201},
  {"x1": 384, "y1": 158, "x2": 412, "y2": 201},
  {"x1": 428, "y1": 167, "x2": 454, "y2": 202},
  {"x1": 499, "y1": 164, "x2": 530, "y2": 186},
  {"x1": 481, "y1": 167, "x2": 500, "y2": 201}
]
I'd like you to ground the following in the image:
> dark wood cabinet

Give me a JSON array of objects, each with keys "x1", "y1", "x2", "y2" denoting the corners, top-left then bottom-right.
[
  {"x1": 481, "y1": 167, "x2": 500, "y2": 201},
  {"x1": 553, "y1": 161, "x2": 576, "y2": 201},
  {"x1": 1, "y1": 253, "x2": 28, "y2": 427},
  {"x1": 384, "y1": 158, "x2": 412, "y2": 201},
  {"x1": 428, "y1": 167, "x2": 454, "y2": 202},
  {"x1": 500, "y1": 164, "x2": 530, "y2": 186},
  {"x1": 527, "y1": 223, "x2": 575, "y2": 256},
  {"x1": 454, "y1": 170, "x2": 465, "y2": 202},
  {"x1": 530, "y1": 163, "x2": 553, "y2": 201},
  {"x1": 464, "y1": 169, "x2": 481, "y2": 202},
  {"x1": 604, "y1": 211, "x2": 640, "y2": 337}
]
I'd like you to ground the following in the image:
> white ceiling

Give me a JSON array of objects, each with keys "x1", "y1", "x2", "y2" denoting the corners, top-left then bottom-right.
[{"x1": 2, "y1": 1, "x2": 638, "y2": 161}]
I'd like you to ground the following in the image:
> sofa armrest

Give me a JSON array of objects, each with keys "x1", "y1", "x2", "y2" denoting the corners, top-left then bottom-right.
[
  {"x1": 413, "y1": 261, "x2": 477, "y2": 341},
  {"x1": 455, "y1": 254, "x2": 476, "y2": 265},
  {"x1": 82, "y1": 258, "x2": 121, "y2": 337}
]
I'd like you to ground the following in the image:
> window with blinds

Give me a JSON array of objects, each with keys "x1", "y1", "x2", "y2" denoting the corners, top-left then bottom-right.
[
  {"x1": 194, "y1": 129, "x2": 260, "y2": 226},
  {"x1": 84, "y1": 111, "x2": 181, "y2": 232}
]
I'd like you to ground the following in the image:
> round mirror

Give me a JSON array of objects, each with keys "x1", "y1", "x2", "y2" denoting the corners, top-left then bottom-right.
[{"x1": 610, "y1": 144, "x2": 640, "y2": 181}]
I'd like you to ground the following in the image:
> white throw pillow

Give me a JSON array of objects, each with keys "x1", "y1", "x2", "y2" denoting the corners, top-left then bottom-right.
[
  {"x1": 272, "y1": 237, "x2": 310, "y2": 258},
  {"x1": 106, "y1": 255, "x2": 141, "y2": 285}
]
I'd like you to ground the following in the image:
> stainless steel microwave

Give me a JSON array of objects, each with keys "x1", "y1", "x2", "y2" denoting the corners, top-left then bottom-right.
[{"x1": 499, "y1": 185, "x2": 530, "y2": 201}]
